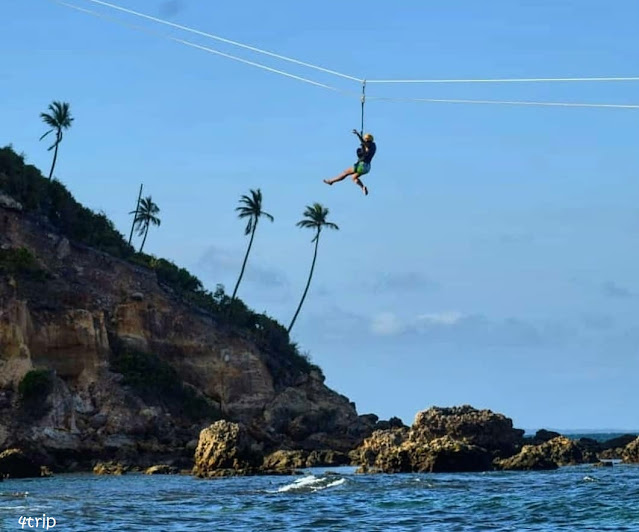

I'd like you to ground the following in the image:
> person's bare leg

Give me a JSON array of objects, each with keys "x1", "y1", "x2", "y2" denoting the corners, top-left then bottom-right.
[
  {"x1": 324, "y1": 167, "x2": 355, "y2": 185},
  {"x1": 352, "y1": 174, "x2": 368, "y2": 195}
]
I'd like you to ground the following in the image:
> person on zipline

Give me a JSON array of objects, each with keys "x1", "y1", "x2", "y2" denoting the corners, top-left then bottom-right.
[{"x1": 324, "y1": 130, "x2": 376, "y2": 195}]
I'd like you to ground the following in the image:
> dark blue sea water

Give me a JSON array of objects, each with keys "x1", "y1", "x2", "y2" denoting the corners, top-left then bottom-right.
[{"x1": 1, "y1": 464, "x2": 638, "y2": 531}]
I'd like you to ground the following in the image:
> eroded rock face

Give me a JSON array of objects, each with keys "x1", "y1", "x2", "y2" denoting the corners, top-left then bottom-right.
[
  {"x1": 0, "y1": 448, "x2": 45, "y2": 478},
  {"x1": 93, "y1": 461, "x2": 129, "y2": 475},
  {"x1": 495, "y1": 436, "x2": 598, "y2": 471},
  {"x1": 354, "y1": 428, "x2": 493, "y2": 474},
  {"x1": 0, "y1": 203, "x2": 375, "y2": 471},
  {"x1": 622, "y1": 437, "x2": 639, "y2": 463},
  {"x1": 352, "y1": 407, "x2": 605, "y2": 474},
  {"x1": 411, "y1": 406, "x2": 525, "y2": 456},
  {"x1": 494, "y1": 445, "x2": 559, "y2": 471},
  {"x1": 144, "y1": 464, "x2": 178, "y2": 475},
  {"x1": 192, "y1": 421, "x2": 262, "y2": 477}
]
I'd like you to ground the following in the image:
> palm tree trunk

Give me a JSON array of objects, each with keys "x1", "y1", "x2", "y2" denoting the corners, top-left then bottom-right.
[
  {"x1": 128, "y1": 183, "x2": 143, "y2": 246},
  {"x1": 139, "y1": 222, "x2": 150, "y2": 253},
  {"x1": 48, "y1": 131, "x2": 61, "y2": 180},
  {"x1": 231, "y1": 221, "x2": 257, "y2": 300},
  {"x1": 288, "y1": 230, "x2": 320, "y2": 333}
]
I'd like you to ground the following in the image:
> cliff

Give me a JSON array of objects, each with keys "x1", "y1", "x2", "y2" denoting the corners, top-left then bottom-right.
[{"x1": 0, "y1": 147, "x2": 375, "y2": 471}]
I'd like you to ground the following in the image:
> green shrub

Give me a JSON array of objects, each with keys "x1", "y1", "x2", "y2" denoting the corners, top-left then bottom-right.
[
  {"x1": 0, "y1": 247, "x2": 47, "y2": 281},
  {"x1": 109, "y1": 346, "x2": 220, "y2": 422}
]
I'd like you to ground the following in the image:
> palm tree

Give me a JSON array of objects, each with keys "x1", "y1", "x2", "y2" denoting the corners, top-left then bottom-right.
[
  {"x1": 39, "y1": 101, "x2": 74, "y2": 180},
  {"x1": 288, "y1": 203, "x2": 339, "y2": 333},
  {"x1": 130, "y1": 196, "x2": 161, "y2": 253},
  {"x1": 231, "y1": 188, "x2": 274, "y2": 300}
]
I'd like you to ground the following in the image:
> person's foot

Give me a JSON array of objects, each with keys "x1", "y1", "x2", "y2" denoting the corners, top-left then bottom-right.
[
  {"x1": 323, "y1": 179, "x2": 333, "y2": 185},
  {"x1": 362, "y1": 185, "x2": 368, "y2": 196}
]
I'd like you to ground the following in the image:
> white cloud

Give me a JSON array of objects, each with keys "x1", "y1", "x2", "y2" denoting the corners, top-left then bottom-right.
[
  {"x1": 370, "y1": 312, "x2": 404, "y2": 336},
  {"x1": 416, "y1": 311, "x2": 464, "y2": 326}
]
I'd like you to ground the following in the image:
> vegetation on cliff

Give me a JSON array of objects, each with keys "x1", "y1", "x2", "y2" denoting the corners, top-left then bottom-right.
[{"x1": 0, "y1": 144, "x2": 320, "y2": 381}]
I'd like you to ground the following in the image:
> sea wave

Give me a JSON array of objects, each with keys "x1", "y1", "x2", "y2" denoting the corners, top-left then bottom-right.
[{"x1": 276, "y1": 474, "x2": 346, "y2": 494}]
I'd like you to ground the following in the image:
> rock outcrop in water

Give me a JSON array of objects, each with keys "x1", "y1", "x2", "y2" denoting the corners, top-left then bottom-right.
[
  {"x1": 192, "y1": 420, "x2": 353, "y2": 476},
  {"x1": 621, "y1": 437, "x2": 639, "y2": 463},
  {"x1": 495, "y1": 436, "x2": 598, "y2": 471},
  {"x1": 0, "y1": 147, "x2": 378, "y2": 473},
  {"x1": 352, "y1": 406, "x2": 525, "y2": 473},
  {"x1": 352, "y1": 406, "x2": 610, "y2": 474}
]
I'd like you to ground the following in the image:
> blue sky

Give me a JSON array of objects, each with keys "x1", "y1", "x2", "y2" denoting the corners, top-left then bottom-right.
[{"x1": 3, "y1": 0, "x2": 639, "y2": 431}]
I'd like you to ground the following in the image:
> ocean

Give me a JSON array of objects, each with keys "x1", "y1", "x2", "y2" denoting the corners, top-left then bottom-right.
[{"x1": 1, "y1": 463, "x2": 638, "y2": 531}]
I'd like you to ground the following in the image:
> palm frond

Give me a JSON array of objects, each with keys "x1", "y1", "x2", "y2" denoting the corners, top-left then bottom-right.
[{"x1": 39, "y1": 128, "x2": 53, "y2": 141}]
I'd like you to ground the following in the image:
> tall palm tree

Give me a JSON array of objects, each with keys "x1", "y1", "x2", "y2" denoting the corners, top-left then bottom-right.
[
  {"x1": 130, "y1": 196, "x2": 161, "y2": 253},
  {"x1": 39, "y1": 101, "x2": 74, "y2": 180},
  {"x1": 231, "y1": 188, "x2": 274, "y2": 300},
  {"x1": 288, "y1": 203, "x2": 339, "y2": 333}
]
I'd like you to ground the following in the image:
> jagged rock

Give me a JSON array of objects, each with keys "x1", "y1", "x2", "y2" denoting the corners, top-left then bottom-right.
[
  {"x1": 90, "y1": 413, "x2": 108, "y2": 429},
  {"x1": 306, "y1": 449, "x2": 349, "y2": 467},
  {"x1": 144, "y1": 464, "x2": 178, "y2": 475},
  {"x1": 261, "y1": 450, "x2": 307, "y2": 473},
  {"x1": 0, "y1": 193, "x2": 22, "y2": 211},
  {"x1": 56, "y1": 238, "x2": 70, "y2": 260},
  {"x1": 93, "y1": 461, "x2": 129, "y2": 475},
  {"x1": 192, "y1": 421, "x2": 262, "y2": 477},
  {"x1": 412, "y1": 436, "x2": 493, "y2": 473},
  {"x1": 355, "y1": 430, "x2": 492, "y2": 474},
  {"x1": 528, "y1": 429, "x2": 562, "y2": 444},
  {"x1": 0, "y1": 449, "x2": 45, "y2": 478},
  {"x1": 495, "y1": 445, "x2": 559, "y2": 471},
  {"x1": 496, "y1": 436, "x2": 598, "y2": 471},
  {"x1": 602, "y1": 434, "x2": 637, "y2": 451},
  {"x1": 411, "y1": 406, "x2": 525, "y2": 456},
  {"x1": 621, "y1": 437, "x2": 639, "y2": 463},
  {"x1": 546, "y1": 436, "x2": 598, "y2": 465},
  {"x1": 576, "y1": 437, "x2": 600, "y2": 458}
]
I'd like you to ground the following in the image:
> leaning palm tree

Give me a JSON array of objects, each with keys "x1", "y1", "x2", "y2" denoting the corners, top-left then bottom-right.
[
  {"x1": 231, "y1": 188, "x2": 274, "y2": 300},
  {"x1": 39, "y1": 101, "x2": 74, "y2": 180},
  {"x1": 288, "y1": 203, "x2": 339, "y2": 333},
  {"x1": 130, "y1": 196, "x2": 161, "y2": 253}
]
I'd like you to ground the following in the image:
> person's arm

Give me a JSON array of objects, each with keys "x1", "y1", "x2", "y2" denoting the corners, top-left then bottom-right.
[{"x1": 352, "y1": 129, "x2": 365, "y2": 144}]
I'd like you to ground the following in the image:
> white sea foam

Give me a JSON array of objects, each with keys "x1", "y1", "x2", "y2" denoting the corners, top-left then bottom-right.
[{"x1": 277, "y1": 474, "x2": 346, "y2": 493}]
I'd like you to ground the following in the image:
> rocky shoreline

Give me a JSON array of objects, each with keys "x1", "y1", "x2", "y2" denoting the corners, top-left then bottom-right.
[
  {"x1": 1, "y1": 406, "x2": 637, "y2": 480},
  {"x1": 0, "y1": 157, "x2": 637, "y2": 482}
]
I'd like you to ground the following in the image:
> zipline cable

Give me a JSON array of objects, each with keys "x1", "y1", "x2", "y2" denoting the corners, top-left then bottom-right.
[
  {"x1": 52, "y1": 1, "x2": 639, "y2": 111},
  {"x1": 368, "y1": 95, "x2": 639, "y2": 109},
  {"x1": 53, "y1": 0, "x2": 355, "y2": 94},
  {"x1": 71, "y1": 1, "x2": 639, "y2": 87},
  {"x1": 366, "y1": 76, "x2": 639, "y2": 84},
  {"x1": 76, "y1": 0, "x2": 364, "y2": 82}
]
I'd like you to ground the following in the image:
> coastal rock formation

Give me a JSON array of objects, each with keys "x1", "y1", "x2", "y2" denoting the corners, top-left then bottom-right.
[
  {"x1": 261, "y1": 449, "x2": 349, "y2": 472},
  {"x1": 353, "y1": 408, "x2": 607, "y2": 474},
  {"x1": 411, "y1": 406, "x2": 525, "y2": 457},
  {"x1": 0, "y1": 188, "x2": 376, "y2": 471},
  {"x1": 352, "y1": 406, "x2": 522, "y2": 473},
  {"x1": 192, "y1": 421, "x2": 262, "y2": 477},
  {"x1": 0, "y1": 448, "x2": 46, "y2": 478},
  {"x1": 93, "y1": 461, "x2": 129, "y2": 475},
  {"x1": 144, "y1": 464, "x2": 179, "y2": 475},
  {"x1": 599, "y1": 434, "x2": 638, "y2": 460},
  {"x1": 621, "y1": 437, "x2": 639, "y2": 463},
  {"x1": 496, "y1": 436, "x2": 598, "y2": 470}
]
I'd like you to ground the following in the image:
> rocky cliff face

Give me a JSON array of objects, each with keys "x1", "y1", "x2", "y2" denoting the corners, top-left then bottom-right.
[{"x1": 0, "y1": 202, "x2": 374, "y2": 470}]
